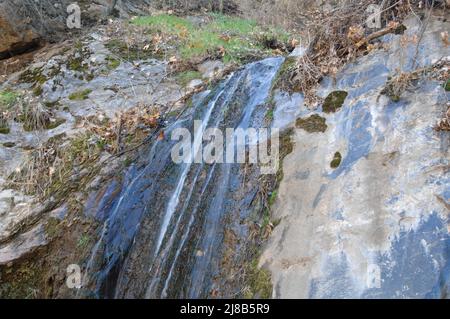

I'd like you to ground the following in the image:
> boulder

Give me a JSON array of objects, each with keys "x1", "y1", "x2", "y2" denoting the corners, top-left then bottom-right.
[{"x1": 0, "y1": 14, "x2": 40, "y2": 59}]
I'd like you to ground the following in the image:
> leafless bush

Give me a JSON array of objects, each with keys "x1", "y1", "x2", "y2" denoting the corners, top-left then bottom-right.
[
  {"x1": 259, "y1": 0, "x2": 442, "y2": 107},
  {"x1": 152, "y1": 0, "x2": 239, "y2": 14}
]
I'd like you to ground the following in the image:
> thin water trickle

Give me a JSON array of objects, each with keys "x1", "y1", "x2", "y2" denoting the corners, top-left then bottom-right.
[{"x1": 83, "y1": 57, "x2": 284, "y2": 298}]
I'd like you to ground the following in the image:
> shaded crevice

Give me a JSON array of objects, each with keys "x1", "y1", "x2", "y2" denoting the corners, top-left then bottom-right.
[{"x1": 0, "y1": 39, "x2": 43, "y2": 61}]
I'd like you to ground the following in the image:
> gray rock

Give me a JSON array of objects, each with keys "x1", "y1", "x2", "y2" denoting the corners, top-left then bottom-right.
[
  {"x1": 262, "y1": 14, "x2": 450, "y2": 299},
  {"x1": 197, "y1": 60, "x2": 225, "y2": 79},
  {"x1": 0, "y1": 223, "x2": 47, "y2": 265}
]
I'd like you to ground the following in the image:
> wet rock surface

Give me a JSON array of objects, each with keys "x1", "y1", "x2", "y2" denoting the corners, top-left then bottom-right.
[
  {"x1": 262, "y1": 14, "x2": 450, "y2": 298},
  {"x1": 80, "y1": 57, "x2": 283, "y2": 299}
]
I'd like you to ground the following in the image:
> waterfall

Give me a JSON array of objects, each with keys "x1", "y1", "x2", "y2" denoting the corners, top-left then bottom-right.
[{"x1": 83, "y1": 57, "x2": 284, "y2": 298}]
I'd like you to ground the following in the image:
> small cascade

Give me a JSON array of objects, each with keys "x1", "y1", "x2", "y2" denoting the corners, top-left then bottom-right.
[{"x1": 83, "y1": 57, "x2": 284, "y2": 298}]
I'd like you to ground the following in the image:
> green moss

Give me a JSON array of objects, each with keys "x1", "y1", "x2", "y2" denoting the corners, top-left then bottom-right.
[
  {"x1": 2, "y1": 142, "x2": 15, "y2": 148},
  {"x1": 123, "y1": 157, "x2": 133, "y2": 167},
  {"x1": 45, "y1": 118, "x2": 66, "y2": 130},
  {"x1": 330, "y1": 152, "x2": 342, "y2": 169},
  {"x1": 390, "y1": 94, "x2": 401, "y2": 102},
  {"x1": 77, "y1": 234, "x2": 91, "y2": 249},
  {"x1": 45, "y1": 217, "x2": 61, "y2": 239},
  {"x1": 44, "y1": 100, "x2": 61, "y2": 109},
  {"x1": 85, "y1": 73, "x2": 95, "y2": 82},
  {"x1": 0, "y1": 126, "x2": 10, "y2": 134},
  {"x1": 176, "y1": 70, "x2": 202, "y2": 87},
  {"x1": 296, "y1": 114, "x2": 327, "y2": 133},
  {"x1": 268, "y1": 190, "x2": 278, "y2": 207},
  {"x1": 105, "y1": 39, "x2": 157, "y2": 61},
  {"x1": 266, "y1": 108, "x2": 274, "y2": 122},
  {"x1": 32, "y1": 86, "x2": 43, "y2": 97},
  {"x1": 271, "y1": 56, "x2": 297, "y2": 92},
  {"x1": 68, "y1": 56, "x2": 88, "y2": 72},
  {"x1": 0, "y1": 262, "x2": 40, "y2": 298},
  {"x1": 0, "y1": 90, "x2": 19, "y2": 109},
  {"x1": 244, "y1": 257, "x2": 273, "y2": 299},
  {"x1": 19, "y1": 67, "x2": 48, "y2": 85},
  {"x1": 106, "y1": 56, "x2": 121, "y2": 70},
  {"x1": 323, "y1": 91, "x2": 348, "y2": 113},
  {"x1": 68, "y1": 89, "x2": 92, "y2": 101},
  {"x1": 444, "y1": 79, "x2": 450, "y2": 92}
]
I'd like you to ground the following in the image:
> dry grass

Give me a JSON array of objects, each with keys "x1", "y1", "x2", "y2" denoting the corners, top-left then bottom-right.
[{"x1": 243, "y1": 0, "x2": 442, "y2": 107}]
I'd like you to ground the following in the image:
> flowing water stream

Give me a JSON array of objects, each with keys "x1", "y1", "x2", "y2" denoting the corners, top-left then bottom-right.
[{"x1": 82, "y1": 57, "x2": 284, "y2": 298}]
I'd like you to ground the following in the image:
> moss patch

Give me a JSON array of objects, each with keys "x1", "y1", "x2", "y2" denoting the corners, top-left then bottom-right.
[
  {"x1": 106, "y1": 56, "x2": 121, "y2": 70},
  {"x1": 444, "y1": 79, "x2": 450, "y2": 92},
  {"x1": 176, "y1": 70, "x2": 202, "y2": 87},
  {"x1": 68, "y1": 56, "x2": 88, "y2": 72},
  {"x1": 45, "y1": 218, "x2": 62, "y2": 239},
  {"x1": 45, "y1": 118, "x2": 66, "y2": 130},
  {"x1": 296, "y1": 114, "x2": 327, "y2": 133},
  {"x1": 0, "y1": 90, "x2": 19, "y2": 109},
  {"x1": 68, "y1": 89, "x2": 92, "y2": 101},
  {"x1": 19, "y1": 67, "x2": 48, "y2": 85},
  {"x1": 105, "y1": 39, "x2": 158, "y2": 61},
  {"x1": 44, "y1": 100, "x2": 61, "y2": 109},
  {"x1": 271, "y1": 56, "x2": 298, "y2": 92},
  {"x1": 322, "y1": 91, "x2": 348, "y2": 113},
  {"x1": 0, "y1": 262, "x2": 41, "y2": 298},
  {"x1": 2, "y1": 142, "x2": 15, "y2": 148},
  {"x1": 32, "y1": 86, "x2": 43, "y2": 97},
  {"x1": 330, "y1": 152, "x2": 342, "y2": 169},
  {"x1": 244, "y1": 257, "x2": 272, "y2": 299},
  {"x1": 0, "y1": 126, "x2": 10, "y2": 134}
]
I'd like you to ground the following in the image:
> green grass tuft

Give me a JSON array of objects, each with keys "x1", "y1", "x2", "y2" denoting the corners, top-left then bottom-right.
[
  {"x1": 176, "y1": 70, "x2": 202, "y2": 87},
  {"x1": 68, "y1": 89, "x2": 92, "y2": 101},
  {"x1": 131, "y1": 13, "x2": 292, "y2": 64}
]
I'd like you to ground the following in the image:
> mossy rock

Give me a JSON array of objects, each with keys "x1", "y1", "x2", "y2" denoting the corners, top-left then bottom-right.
[
  {"x1": 68, "y1": 89, "x2": 92, "y2": 101},
  {"x1": 0, "y1": 261, "x2": 41, "y2": 298},
  {"x1": 271, "y1": 56, "x2": 297, "y2": 92},
  {"x1": 296, "y1": 114, "x2": 327, "y2": 133},
  {"x1": 44, "y1": 100, "x2": 61, "y2": 109},
  {"x1": 45, "y1": 118, "x2": 66, "y2": 130},
  {"x1": 45, "y1": 217, "x2": 62, "y2": 239},
  {"x1": 330, "y1": 152, "x2": 342, "y2": 169},
  {"x1": 176, "y1": 70, "x2": 202, "y2": 87},
  {"x1": 105, "y1": 39, "x2": 158, "y2": 61},
  {"x1": 106, "y1": 56, "x2": 121, "y2": 70},
  {"x1": 68, "y1": 55, "x2": 89, "y2": 72},
  {"x1": 19, "y1": 67, "x2": 48, "y2": 85},
  {"x1": 244, "y1": 258, "x2": 273, "y2": 299},
  {"x1": 0, "y1": 126, "x2": 10, "y2": 134},
  {"x1": 322, "y1": 91, "x2": 348, "y2": 113},
  {"x1": 33, "y1": 86, "x2": 43, "y2": 97},
  {"x1": 2, "y1": 142, "x2": 15, "y2": 148}
]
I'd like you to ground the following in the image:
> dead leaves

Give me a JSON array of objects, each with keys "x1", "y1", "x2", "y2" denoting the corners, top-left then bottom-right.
[
  {"x1": 436, "y1": 103, "x2": 450, "y2": 132},
  {"x1": 84, "y1": 103, "x2": 162, "y2": 154},
  {"x1": 347, "y1": 25, "x2": 365, "y2": 44},
  {"x1": 441, "y1": 31, "x2": 450, "y2": 47}
]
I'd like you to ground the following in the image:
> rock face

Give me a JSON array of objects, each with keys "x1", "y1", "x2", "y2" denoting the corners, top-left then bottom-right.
[
  {"x1": 0, "y1": 11, "x2": 40, "y2": 59},
  {"x1": 0, "y1": 0, "x2": 154, "y2": 59},
  {"x1": 262, "y1": 14, "x2": 450, "y2": 298}
]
